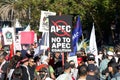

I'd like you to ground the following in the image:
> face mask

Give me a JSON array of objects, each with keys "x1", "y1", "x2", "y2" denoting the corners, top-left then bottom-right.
[
  {"x1": 70, "y1": 64, "x2": 75, "y2": 68},
  {"x1": 40, "y1": 74, "x2": 45, "y2": 79}
]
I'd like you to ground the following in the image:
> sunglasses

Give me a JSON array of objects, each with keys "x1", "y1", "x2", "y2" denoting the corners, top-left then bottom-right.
[{"x1": 88, "y1": 59, "x2": 94, "y2": 61}]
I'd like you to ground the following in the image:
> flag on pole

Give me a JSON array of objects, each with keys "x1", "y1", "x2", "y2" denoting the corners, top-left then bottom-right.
[
  {"x1": 14, "y1": 19, "x2": 22, "y2": 28},
  {"x1": 24, "y1": 24, "x2": 31, "y2": 31},
  {"x1": 89, "y1": 23, "x2": 98, "y2": 66},
  {"x1": 70, "y1": 16, "x2": 82, "y2": 56}
]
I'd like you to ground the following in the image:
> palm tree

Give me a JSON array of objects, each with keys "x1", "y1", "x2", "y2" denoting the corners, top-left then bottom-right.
[{"x1": 0, "y1": 0, "x2": 27, "y2": 21}]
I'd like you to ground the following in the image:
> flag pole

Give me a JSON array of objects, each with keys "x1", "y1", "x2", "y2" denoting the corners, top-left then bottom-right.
[
  {"x1": 62, "y1": 52, "x2": 64, "y2": 69},
  {"x1": 81, "y1": 33, "x2": 84, "y2": 41}
]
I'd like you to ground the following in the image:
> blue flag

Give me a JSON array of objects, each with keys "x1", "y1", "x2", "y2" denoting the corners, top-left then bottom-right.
[{"x1": 70, "y1": 16, "x2": 82, "y2": 56}]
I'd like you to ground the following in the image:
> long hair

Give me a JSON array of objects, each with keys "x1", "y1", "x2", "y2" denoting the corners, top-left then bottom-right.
[{"x1": 108, "y1": 61, "x2": 118, "y2": 75}]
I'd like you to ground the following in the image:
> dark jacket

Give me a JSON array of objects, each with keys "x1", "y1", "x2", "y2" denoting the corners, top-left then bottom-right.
[
  {"x1": 28, "y1": 65, "x2": 35, "y2": 80},
  {"x1": 86, "y1": 75, "x2": 100, "y2": 80},
  {"x1": 0, "y1": 61, "x2": 9, "y2": 80},
  {"x1": 21, "y1": 65, "x2": 30, "y2": 80},
  {"x1": 12, "y1": 78, "x2": 21, "y2": 80}
]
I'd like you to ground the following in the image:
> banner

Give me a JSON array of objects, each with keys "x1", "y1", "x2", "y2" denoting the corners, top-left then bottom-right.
[
  {"x1": 2, "y1": 27, "x2": 15, "y2": 45},
  {"x1": 89, "y1": 23, "x2": 98, "y2": 66},
  {"x1": 49, "y1": 15, "x2": 72, "y2": 52},
  {"x1": 70, "y1": 16, "x2": 82, "y2": 56},
  {"x1": 39, "y1": 10, "x2": 56, "y2": 32},
  {"x1": 20, "y1": 31, "x2": 34, "y2": 44}
]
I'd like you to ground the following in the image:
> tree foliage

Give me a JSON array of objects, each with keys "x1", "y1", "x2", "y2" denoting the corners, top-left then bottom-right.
[{"x1": 0, "y1": 0, "x2": 120, "y2": 40}]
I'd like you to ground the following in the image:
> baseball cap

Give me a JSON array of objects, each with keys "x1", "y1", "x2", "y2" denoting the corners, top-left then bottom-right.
[
  {"x1": 107, "y1": 51, "x2": 114, "y2": 56},
  {"x1": 87, "y1": 54, "x2": 95, "y2": 60},
  {"x1": 87, "y1": 64, "x2": 96, "y2": 72}
]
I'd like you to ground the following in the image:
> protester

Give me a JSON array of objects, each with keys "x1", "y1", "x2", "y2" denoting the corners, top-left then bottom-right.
[
  {"x1": 7, "y1": 50, "x2": 22, "y2": 80},
  {"x1": 0, "y1": 54, "x2": 9, "y2": 80},
  {"x1": 78, "y1": 64, "x2": 87, "y2": 80},
  {"x1": 99, "y1": 51, "x2": 114, "y2": 80},
  {"x1": 38, "y1": 67, "x2": 52, "y2": 80},
  {"x1": 12, "y1": 67, "x2": 22, "y2": 80},
  {"x1": 110, "y1": 64, "x2": 120, "y2": 80},
  {"x1": 107, "y1": 61, "x2": 118, "y2": 80},
  {"x1": 20, "y1": 57, "x2": 31, "y2": 80},
  {"x1": 28, "y1": 57, "x2": 36, "y2": 80},
  {"x1": 69, "y1": 60, "x2": 78, "y2": 80},
  {"x1": 86, "y1": 64, "x2": 99, "y2": 80},
  {"x1": 41, "y1": 55, "x2": 56, "y2": 80},
  {"x1": 87, "y1": 54, "x2": 100, "y2": 78},
  {"x1": 56, "y1": 62, "x2": 72, "y2": 80},
  {"x1": 77, "y1": 57, "x2": 84, "y2": 66},
  {"x1": 48, "y1": 52, "x2": 62, "y2": 78}
]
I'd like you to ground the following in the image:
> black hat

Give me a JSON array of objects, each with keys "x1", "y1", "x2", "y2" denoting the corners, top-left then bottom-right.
[
  {"x1": 87, "y1": 64, "x2": 96, "y2": 72},
  {"x1": 87, "y1": 54, "x2": 95, "y2": 60}
]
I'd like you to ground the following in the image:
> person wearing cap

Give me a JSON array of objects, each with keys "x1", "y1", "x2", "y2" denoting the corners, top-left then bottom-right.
[
  {"x1": 87, "y1": 54, "x2": 100, "y2": 78},
  {"x1": 99, "y1": 51, "x2": 114, "y2": 80},
  {"x1": 87, "y1": 54, "x2": 96, "y2": 65},
  {"x1": 56, "y1": 62, "x2": 72, "y2": 80},
  {"x1": 86, "y1": 64, "x2": 99, "y2": 80}
]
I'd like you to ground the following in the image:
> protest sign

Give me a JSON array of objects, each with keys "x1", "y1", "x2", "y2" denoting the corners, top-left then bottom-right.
[
  {"x1": 39, "y1": 10, "x2": 56, "y2": 32},
  {"x1": 49, "y1": 15, "x2": 72, "y2": 52},
  {"x1": 20, "y1": 31, "x2": 34, "y2": 44},
  {"x1": 2, "y1": 27, "x2": 15, "y2": 45}
]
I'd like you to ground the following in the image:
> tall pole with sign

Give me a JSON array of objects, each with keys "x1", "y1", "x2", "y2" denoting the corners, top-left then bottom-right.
[{"x1": 49, "y1": 15, "x2": 72, "y2": 67}]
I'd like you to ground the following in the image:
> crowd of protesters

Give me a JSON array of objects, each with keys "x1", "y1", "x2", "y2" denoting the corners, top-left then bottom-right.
[{"x1": 0, "y1": 43, "x2": 120, "y2": 80}]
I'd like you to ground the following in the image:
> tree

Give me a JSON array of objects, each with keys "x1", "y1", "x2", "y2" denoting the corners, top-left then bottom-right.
[{"x1": 0, "y1": 0, "x2": 27, "y2": 21}]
